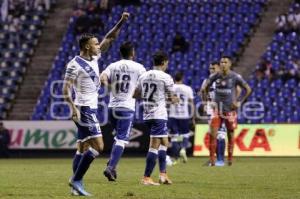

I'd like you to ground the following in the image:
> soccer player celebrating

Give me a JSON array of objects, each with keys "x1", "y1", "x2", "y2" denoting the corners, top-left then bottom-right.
[
  {"x1": 134, "y1": 51, "x2": 179, "y2": 185},
  {"x1": 63, "y1": 12, "x2": 129, "y2": 196},
  {"x1": 100, "y1": 41, "x2": 146, "y2": 181},
  {"x1": 201, "y1": 56, "x2": 251, "y2": 166},
  {"x1": 168, "y1": 72, "x2": 195, "y2": 163}
]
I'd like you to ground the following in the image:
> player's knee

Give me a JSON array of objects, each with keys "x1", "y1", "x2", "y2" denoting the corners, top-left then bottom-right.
[
  {"x1": 91, "y1": 143, "x2": 104, "y2": 153},
  {"x1": 161, "y1": 137, "x2": 169, "y2": 146},
  {"x1": 77, "y1": 142, "x2": 85, "y2": 153},
  {"x1": 98, "y1": 143, "x2": 104, "y2": 153}
]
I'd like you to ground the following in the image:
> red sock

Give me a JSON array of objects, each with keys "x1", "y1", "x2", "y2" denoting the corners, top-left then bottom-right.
[
  {"x1": 209, "y1": 135, "x2": 217, "y2": 164},
  {"x1": 227, "y1": 138, "x2": 234, "y2": 161}
]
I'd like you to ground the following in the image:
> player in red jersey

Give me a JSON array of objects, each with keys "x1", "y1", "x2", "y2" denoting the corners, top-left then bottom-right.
[{"x1": 201, "y1": 56, "x2": 251, "y2": 166}]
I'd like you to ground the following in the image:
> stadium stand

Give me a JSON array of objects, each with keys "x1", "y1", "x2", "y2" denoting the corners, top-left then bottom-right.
[
  {"x1": 248, "y1": 1, "x2": 300, "y2": 123},
  {"x1": 32, "y1": 0, "x2": 269, "y2": 122},
  {"x1": 0, "y1": 1, "x2": 51, "y2": 119}
]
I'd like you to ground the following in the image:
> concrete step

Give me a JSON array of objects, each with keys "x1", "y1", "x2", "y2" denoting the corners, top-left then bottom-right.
[
  {"x1": 9, "y1": 112, "x2": 32, "y2": 120},
  {"x1": 17, "y1": 92, "x2": 42, "y2": 99},
  {"x1": 30, "y1": 56, "x2": 54, "y2": 63},
  {"x1": 25, "y1": 70, "x2": 50, "y2": 76},
  {"x1": 10, "y1": 105, "x2": 35, "y2": 112},
  {"x1": 34, "y1": 48, "x2": 58, "y2": 55},
  {"x1": 23, "y1": 75, "x2": 49, "y2": 80},
  {"x1": 14, "y1": 99, "x2": 37, "y2": 104}
]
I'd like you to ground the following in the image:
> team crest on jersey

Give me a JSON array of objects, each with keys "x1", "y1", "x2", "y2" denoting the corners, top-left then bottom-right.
[
  {"x1": 149, "y1": 73, "x2": 156, "y2": 79},
  {"x1": 120, "y1": 64, "x2": 128, "y2": 72},
  {"x1": 221, "y1": 81, "x2": 226, "y2": 86}
]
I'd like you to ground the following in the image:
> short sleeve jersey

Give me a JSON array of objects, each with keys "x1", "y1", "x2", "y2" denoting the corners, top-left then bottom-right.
[
  {"x1": 101, "y1": 59, "x2": 146, "y2": 111},
  {"x1": 64, "y1": 55, "x2": 100, "y2": 109},
  {"x1": 137, "y1": 70, "x2": 174, "y2": 120},
  {"x1": 169, "y1": 84, "x2": 194, "y2": 119}
]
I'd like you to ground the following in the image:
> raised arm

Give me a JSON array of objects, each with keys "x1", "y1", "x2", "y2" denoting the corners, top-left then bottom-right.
[{"x1": 99, "y1": 12, "x2": 130, "y2": 53}]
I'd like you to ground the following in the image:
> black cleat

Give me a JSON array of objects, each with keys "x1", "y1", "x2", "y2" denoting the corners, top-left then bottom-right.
[{"x1": 103, "y1": 167, "x2": 116, "y2": 181}]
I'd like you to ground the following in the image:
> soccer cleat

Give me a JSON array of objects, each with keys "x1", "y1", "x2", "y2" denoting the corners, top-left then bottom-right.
[
  {"x1": 69, "y1": 180, "x2": 92, "y2": 196},
  {"x1": 228, "y1": 161, "x2": 233, "y2": 166},
  {"x1": 103, "y1": 167, "x2": 116, "y2": 181},
  {"x1": 141, "y1": 177, "x2": 160, "y2": 186},
  {"x1": 179, "y1": 148, "x2": 188, "y2": 163},
  {"x1": 172, "y1": 159, "x2": 179, "y2": 166},
  {"x1": 111, "y1": 169, "x2": 117, "y2": 179},
  {"x1": 106, "y1": 161, "x2": 117, "y2": 179},
  {"x1": 203, "y1": 160, "x2": 215, "y2": 166},
  {"x1": 215, "y1": 160, "x2": 225, "y2": 167},
  {"x1": 71, "y1": 188, "x2": 80, "y2": 196},
  {"x1": 159, "y1": 173, "x2": 172, "y2": 185}
]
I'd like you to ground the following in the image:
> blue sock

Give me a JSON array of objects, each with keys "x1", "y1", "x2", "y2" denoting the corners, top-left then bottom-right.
[
  {"x1": 181, "y1": 137, "x2": 189, "y2": 149},
  {"x1": 220, "y1": 139, "x2": 225, "y2": 161},
  {"x1": 217, "y1": 139, "x2": 225, "y2": 161},
  {"x1": 171, "y1": 140, "x2": 181, "y2": 159},
  {"x1": 73, "y1": 148, "x2": 99, "y2": 181},
  {"x1": 144, "y1": 148, "x2": 158, "y2": 177},
  {"x1": 158, "y1": 145, "x2": 167, "y2": 173},
  {"x1": 72, "y1": 151, "x2": 83, "y2": 173},
  {"x1": 108, "y1": 141, "x2": 125, "y2": 170}
]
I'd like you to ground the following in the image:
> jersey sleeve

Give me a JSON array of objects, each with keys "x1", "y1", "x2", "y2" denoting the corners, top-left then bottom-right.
[
  {"x1": 165, "y1": 74, "x2": 175, "y2": 93},
  {"x1": 138, "y1": 65, "x2": 146, "y2": 76},
  {"x1": 136, "y1": 75, "x2": 142, "y2": 90},
  {"x1": 65, "y1": 62, "x2": 79, "y2": 80},
  {"x1": 101, "y1": 64, "x2": 112, "y2": 80},
  {"x1": 206, "y1": 73, "x2": 218, "y2": 88},
  {"x1": 188, "y1": 87, "x2": 194, "y2": 99},
  {"x1": 235, "y1": 73, "x2": 248, "y2": 87}
]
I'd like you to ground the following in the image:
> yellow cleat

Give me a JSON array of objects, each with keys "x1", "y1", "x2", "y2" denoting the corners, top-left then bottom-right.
[
  {"x1": 141, "y1": 177, "x2": 160, "y2": 186},
  {"x1": 159, "y1": 173, "x2": 172, "y2": 185}
]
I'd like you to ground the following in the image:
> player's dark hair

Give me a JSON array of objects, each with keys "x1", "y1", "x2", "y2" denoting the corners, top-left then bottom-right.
[
  {"x1": 153, "y1": 50, "x2": 168, "y2": 66},
  {"x1": 120, "y1": 41, "x2": 134, "y2": 59},
  {"x1": 221, "y1": 55, "x2": 232, "y2": 62},
  {"x1": 174, "y1": 71, "x2": 184, "y2": 82},
  {"x1": 79, "y1": 33, "x2": 96, "y2": 50},
  {"x1": 210, "y1": 61, "x2": 219, "y2": 65}
]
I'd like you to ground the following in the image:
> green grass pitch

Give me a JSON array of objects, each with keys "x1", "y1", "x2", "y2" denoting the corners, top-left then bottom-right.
[{"x1": 0, "y1": 157, "x2": 300, "y2": 199}]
